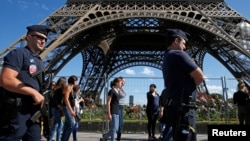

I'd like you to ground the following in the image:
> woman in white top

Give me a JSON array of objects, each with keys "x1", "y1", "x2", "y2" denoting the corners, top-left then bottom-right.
[{"x1": 72, "y1": 85, "x2": 84, "y2": 141}]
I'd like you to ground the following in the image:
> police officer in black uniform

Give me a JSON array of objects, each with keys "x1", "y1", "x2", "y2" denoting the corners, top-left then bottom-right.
[
  {"x1": 0, "y1": 25, "x2": 51, "y2": 141},
  {"x1": 162, "y1": 29, "x2": 204, "y2": 141}
]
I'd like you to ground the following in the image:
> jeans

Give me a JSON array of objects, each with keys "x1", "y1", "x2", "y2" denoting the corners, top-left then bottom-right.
[
  {"x1": 61, "y1": 106, "x2": 75, "y2": 141},
  {"x1": 49, "y1": 107, "x2": 64, "y2": 141},
  {"x1": 159, "y1": 123, "x2": 165, "y2": 137},
  {"x1": 103, "y1": 114, "x2": 119, "y2": 141},
  {"x1": 162, "y1": 125, "x2": 173, "y2": 141},
  {"x1": 117, "y1": 105, "x2": 124, "y2": 135},
  {"x1": 72, "y1": 122, "x2": 79, "y2": 141}
]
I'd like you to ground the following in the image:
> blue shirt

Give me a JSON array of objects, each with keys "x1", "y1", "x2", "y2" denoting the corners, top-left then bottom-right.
[
  {"x1": 162, "y1": 49, "x2": 198, "y2": 102},
  {"x1": 146, "y1": 92, "x2": 160, "y2": 114},
  {"x1": 3, "y1": 46, "x2": 44, "y2": 93}
]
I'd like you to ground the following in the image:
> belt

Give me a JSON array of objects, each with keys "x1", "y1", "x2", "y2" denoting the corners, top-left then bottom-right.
[
  {"x1": 165, "y1": 98, "x2": 180, "y2": 106},
  {"x1": 165, "y1": 98, "x2": 197, "y2": 109}
]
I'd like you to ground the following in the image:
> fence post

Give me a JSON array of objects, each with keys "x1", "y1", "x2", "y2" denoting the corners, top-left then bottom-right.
[
  {"x1": 102, "y1": 73, "x2": 109, "y2": 134},
  {"x1": 221, "y1": 76, "x2": 230, "y2": 124}
]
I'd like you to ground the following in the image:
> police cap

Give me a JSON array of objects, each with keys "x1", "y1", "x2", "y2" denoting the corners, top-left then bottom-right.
[
  {"x1": 166, "y1": 29, "x2": 189, "y2": 41},
  {"x1": 26, "y1": 25, "x2": 51, "y2": 36}
]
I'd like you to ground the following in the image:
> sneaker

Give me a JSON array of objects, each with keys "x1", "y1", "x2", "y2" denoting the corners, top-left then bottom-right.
[
  {"x1": 148, "y1": 136, "x2": 153, "y2": 140},
  {"x1": 101, "y1": 133, "x2": 107, "y2": 141}
]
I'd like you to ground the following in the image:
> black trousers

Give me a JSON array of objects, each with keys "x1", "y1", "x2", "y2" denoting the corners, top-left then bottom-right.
[
  {"x1": 146, "y1": 112, "x2": 158, "y2": 137},
  {"x1": 164, "y1": 106, "x2": 196, "y2": 141}
]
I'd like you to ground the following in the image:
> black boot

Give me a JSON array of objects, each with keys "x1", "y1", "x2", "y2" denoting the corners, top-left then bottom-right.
[{"x1": 117, "y1": 132, "x2": 121, "y2": 141}]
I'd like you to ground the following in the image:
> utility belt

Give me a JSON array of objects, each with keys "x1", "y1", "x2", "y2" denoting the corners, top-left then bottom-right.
[
  {"x1": 165, "y1": 97, "x2": 197, "y2": 141},
  {"x1": 165, "y1": 98, "x2": 197, "y2": 109},
  {"x1": 0, "y1": 87, "x2": 23, "y2": 123},
  {"x1": 165, "y1": 98, "x2": 180, "y2": 107}
]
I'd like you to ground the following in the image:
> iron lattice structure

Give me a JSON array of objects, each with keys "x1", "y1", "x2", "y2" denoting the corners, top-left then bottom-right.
[{"x1": 0, "y1": 0, "x2": 250, "y2": 100}]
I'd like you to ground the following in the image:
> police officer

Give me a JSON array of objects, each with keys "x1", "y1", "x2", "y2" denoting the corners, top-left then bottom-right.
[
  {"x1": 0, "y1": 25, "x2": 51, "y2": 140},
  {"x1": 162, "y1": 29, "x2": 204, "y2": 141}
]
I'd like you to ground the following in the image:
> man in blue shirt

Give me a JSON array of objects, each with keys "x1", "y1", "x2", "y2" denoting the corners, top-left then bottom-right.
[
  {"x1": 161, "y1": 29, "x2": 204, "y2": 141},
  {"x1": 0, "y1": 25, "x2": 51, "y2": 141}
]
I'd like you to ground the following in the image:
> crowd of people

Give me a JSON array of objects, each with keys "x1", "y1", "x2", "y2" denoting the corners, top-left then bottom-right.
[
  {"x1": 0, "y1": 24, "x2": 204, "y2": 141},
  {"x1": 0, "y1": 24, "x2": 248, "y2": 141},
  {"x1": 44, "y1": 76, "x2": 85, "y2": 141}
]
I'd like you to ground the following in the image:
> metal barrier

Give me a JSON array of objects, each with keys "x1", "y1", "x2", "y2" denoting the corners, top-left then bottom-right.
[{"x1": 53, "y1": 76, "x2": 240, "y2": 129}]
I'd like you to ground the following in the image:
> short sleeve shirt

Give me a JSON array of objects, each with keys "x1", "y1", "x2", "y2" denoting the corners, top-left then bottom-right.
[
  {"x1": 3, "y1": 46, "x2": 44, "y2": 92},
  {"x1": 108, "y1": 88, "x2": 119, "y2": 114},
  {"x1": 162, "y1": 50, "x2": 198, "y2": 102}
]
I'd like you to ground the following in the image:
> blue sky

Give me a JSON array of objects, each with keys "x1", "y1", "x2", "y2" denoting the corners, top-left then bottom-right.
[{"x1": 0, "y1": 0, "x2": 249, "y2": 105}]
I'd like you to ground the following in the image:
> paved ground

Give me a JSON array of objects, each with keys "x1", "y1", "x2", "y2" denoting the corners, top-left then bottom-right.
[{"x1": 62, "y1": 132, "x2": 207, "y2": 141}]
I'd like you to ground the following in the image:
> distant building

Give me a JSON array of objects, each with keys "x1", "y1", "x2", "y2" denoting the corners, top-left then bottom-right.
[{"x1": 129, "y1": 95, "x2": 134, "y2": 106}]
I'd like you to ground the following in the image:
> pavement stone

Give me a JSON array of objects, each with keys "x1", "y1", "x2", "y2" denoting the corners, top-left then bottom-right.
[{"x1": 63, "y1": 132, "x2": 208, "y2": 141}]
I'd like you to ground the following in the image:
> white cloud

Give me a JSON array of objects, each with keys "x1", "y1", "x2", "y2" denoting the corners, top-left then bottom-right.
[
  {"x1": 227, "y1": 88, "x2": 236, "y2": 98},
  {"x1": 33, "y1": 2, "x2": 49, "y2": 10},
  {"x1": 41, "y1": 4, "x2": 49, "y2": 10},
  {"x1": 18, "y1": 0, "x2": 28, "y2": 9},
  {"x1": 206, "y1": 85, "x2": 235, "y2": 99},
  {"x1": 124, "y1": 68, "x2": 136, "y2": 75},
  {"x1": 141, "y1": 67, "x2": 155, "y2": 76},
  {"x1": 207, "y1": 85, "x2": 222, "y2": 94}
]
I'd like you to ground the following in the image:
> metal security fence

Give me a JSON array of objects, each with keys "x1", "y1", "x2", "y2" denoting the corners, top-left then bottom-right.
[
  {"x1": 53, "y1": 76, "x2": 240, "y2": 124},
  {"x1": 106, "y1": 76, "x2": 239, "y2": 123}
]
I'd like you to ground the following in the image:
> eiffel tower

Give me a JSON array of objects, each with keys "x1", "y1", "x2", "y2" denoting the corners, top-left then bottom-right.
[{"x1": 0, "y1": 0, "x2": 250, "y2": 101}]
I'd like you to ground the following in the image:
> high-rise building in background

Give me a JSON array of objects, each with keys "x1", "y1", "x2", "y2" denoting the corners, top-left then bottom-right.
[{"x1": 129, "y1": 95, "x2": 134, "y2": 106}]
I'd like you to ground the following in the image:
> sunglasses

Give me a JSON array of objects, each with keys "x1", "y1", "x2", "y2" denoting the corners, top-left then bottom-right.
[{"x1": 31, "y1": 34, "x2": 47, "y2": 42}]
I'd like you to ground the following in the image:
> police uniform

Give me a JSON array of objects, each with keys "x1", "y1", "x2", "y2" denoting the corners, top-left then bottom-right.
[
  {"x1": 0, "y1": 25, "x2": 50, "y2": 140},
  {"x1": 162, "y1": 29, "x2": 198, "y2": 141}
]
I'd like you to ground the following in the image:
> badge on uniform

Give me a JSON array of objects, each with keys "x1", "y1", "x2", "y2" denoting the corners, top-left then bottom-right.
[{"x1": 29, "y1": 59, "x2": 37, "y2": 74}]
